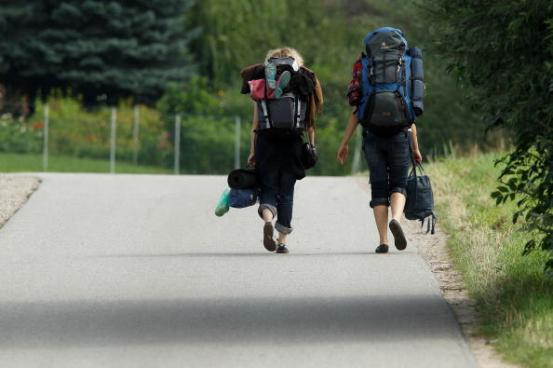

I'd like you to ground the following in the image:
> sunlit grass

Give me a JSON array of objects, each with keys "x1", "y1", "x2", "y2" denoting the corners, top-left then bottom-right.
[
  {"x1": 0, "y1": 153, "x2": 171, "y2": 174},
  {"x1": 428, "y1": 153, "x2": 553, "y2": 367}
]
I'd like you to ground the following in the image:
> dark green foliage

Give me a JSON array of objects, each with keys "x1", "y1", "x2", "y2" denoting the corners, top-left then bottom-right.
[
  {"x1": 0, "y1": 0, "x2": 195, "y2": 108},
  {"x1": 0, "y1": 114, "x2": 42, "y2": 153},
  {"x1": 186, "y1": 0, "x2": 500, "y2": 176},
  {"x1": 423, "y1": 0, "x2": 553, "y2": 269},
  {"x1": 157, "y1": 77, "x2": 249, "y2": 173},
  {"x1": 0, "y1": 0, "x2": 514, "y2": 174}
]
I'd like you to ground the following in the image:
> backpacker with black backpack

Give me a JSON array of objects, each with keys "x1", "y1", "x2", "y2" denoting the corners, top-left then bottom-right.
[
  {"x1": 354, "y1": 27, "x2": 425, "y2": 134},
  {"x1": 257, "y1": 57, "x2": 307, "y2": 131}
]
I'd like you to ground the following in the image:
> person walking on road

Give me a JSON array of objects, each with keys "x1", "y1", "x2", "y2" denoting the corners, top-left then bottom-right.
[
  {"x1": 337, "y1": 27, "x2": 424, "y2": 253},
  {"x1": 241, "y1": 47, "x2": 323, "y2": 254}
]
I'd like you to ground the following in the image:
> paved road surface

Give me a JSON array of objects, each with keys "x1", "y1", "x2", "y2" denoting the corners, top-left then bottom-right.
[{"x1": 0, "y1": 174, "x2": 477, "y2": 367}]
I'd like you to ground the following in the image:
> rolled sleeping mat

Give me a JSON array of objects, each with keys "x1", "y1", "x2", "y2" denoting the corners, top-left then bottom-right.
[
  {"x1": 409, "y1": 47, "x2": 425, "y2": 116},
  {"x1": 227, "y1": 168, "x2": 259, "y2": 189},
  {"x1": 409, "y1": 47, "x2": 424, "y2": 78}
]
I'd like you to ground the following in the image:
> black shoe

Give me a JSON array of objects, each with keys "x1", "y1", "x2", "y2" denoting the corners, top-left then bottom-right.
[
  {"x1": 263, "y1": 222, "x2": 276, "y2": 252},
  {"x1": 375, "y1": 244, "x2": 389, "y2": 254},
  {"x1": 389, "y1": 219, "x2": 407, "y2": 250},
  {"x1": 276, "y1": 244, "x2": 289, "y2": 254}
]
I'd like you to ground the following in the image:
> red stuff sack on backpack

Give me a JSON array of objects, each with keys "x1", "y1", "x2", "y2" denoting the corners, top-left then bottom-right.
[
  {"x1": 347, "y1": 56, "x2": 362, "y2": 107},
  {"x1": 248, "y1": 79, "x2": 266, "y2": 101}
]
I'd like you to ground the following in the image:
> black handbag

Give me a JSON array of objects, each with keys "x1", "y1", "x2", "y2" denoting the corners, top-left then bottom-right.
[
  {"x1": 301, "y1": 142, "x2": 318, "y2": 170},
  {"x1": 405, "y1": 162, "x2": 437, "y2": 234}
]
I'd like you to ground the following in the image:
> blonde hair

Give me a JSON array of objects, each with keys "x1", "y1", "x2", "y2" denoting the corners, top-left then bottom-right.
[{"x1": 265, "y1": 47, "x2": 304, "y2": 67}]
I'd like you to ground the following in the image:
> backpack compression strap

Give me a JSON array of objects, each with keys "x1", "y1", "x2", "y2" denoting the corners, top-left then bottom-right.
[
  {"x1": 260, "y1": 100, "x2": 272, "y2": 129},
  {"x1": 294, "y1": 96, "x2": 302, "y2": 129}
]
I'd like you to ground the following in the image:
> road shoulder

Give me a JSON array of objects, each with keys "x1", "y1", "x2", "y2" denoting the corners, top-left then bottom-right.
[
  {"x1": 405, "y1": 213, "x2": 519, "y2": 368},
  {"x1": 0, "y1": 174, "x2": 40, "y2": 229}
]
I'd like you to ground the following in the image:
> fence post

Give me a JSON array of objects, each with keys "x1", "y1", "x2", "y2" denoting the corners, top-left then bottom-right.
[
  {"x1": 110, "y1": 107, "x2": 117, "y2": 174},
  {"x1": 234, "y1": 115, "x2": 241, "y2": 169},
  {"x1": 351, "y1": 128, "x2": 362, "y2": 175},
  {"x1": 42, "y1": 104, "x2": 49, "y2": 172},
  {"x1": 133, "y1": 105, "x2": 140, "y2": 165},
  {"x1": 174, "y1": 115, "x2": 181, "y2": 175}
]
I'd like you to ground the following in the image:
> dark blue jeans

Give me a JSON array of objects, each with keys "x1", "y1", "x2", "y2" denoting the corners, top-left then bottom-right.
[
  {"x1": 362, "y1": 130, "x2": 411, "y2": 208},
  {"x1": 255, "y1": 131, "x2": 302, "y2": 234},
  {"x1": 258, "y1": 170, "x2": 296, "y2": 234}
]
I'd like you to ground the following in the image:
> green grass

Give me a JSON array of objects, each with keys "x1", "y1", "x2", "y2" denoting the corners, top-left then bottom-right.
[
  {"x1": 427, "y1": 153, "x2": 553, "y2": 368},
  {"x1": 0, "y1": 153, "x2": 171, "y2": 174}
]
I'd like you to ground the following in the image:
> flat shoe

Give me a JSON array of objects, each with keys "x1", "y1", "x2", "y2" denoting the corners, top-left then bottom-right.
[
  {"x1": 389, "y1": 219, "x2": 407, "y2": 250},
  {"x1": 276, "y1": 244, "x2": 289, "y2": 254},
  {"x1": 263, "y1": 222, "x2": 276, "y2": 252},
  {"x1": 274, "y1": 70, "x2": 291, "y2": 98},
  {"x1": 375, "y1": 244, "x2": 389, "y2": 253}
]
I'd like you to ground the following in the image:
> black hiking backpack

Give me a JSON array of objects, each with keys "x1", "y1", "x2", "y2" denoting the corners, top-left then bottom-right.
[
  {"x1": 357, "y1": 27, "x2": 425, "y2": 134},
  {"x1": 257, "y1": 57, "x2": 307, "y2": 131}
]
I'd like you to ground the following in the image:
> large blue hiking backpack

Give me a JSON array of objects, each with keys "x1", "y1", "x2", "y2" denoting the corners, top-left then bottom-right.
[{"x1": 357, "y1": 27, "x2": 424, "y2": 132}]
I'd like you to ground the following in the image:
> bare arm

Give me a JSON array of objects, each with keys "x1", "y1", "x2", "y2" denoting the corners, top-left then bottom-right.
[
  {"x1": 336, "y1": 110, "x2": 359, "y2": 164},
  {"x1": 410, "y1": 123, "x2": 422, "y2": 163},
  {"x1": 307, "y1": 125, "x2": 315, "y2": 146}
]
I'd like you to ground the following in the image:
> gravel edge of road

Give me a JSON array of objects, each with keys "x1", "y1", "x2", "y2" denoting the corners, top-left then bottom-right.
[
  {"x1": 0, "y1": 175, "x2": 41, "y2": 229},
  {"x1": 405, "y1": 219, "x2": 520, "y2": 368}
]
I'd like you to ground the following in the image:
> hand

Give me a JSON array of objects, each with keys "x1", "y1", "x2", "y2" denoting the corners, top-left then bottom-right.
[
  {"x1": 413, "y1": 149, "x2": 422, "y2": 164},
  {"x1": 337, "y1": 143, "x2": 349, "y2": 165},
  {"x1": 247, "y1": 152, "x2": 256, "y2": 167}
]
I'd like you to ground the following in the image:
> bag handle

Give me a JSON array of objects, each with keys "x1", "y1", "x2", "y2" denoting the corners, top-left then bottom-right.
[{"x1": 406, "y1": 130, "x2": 424, "y2": 176}]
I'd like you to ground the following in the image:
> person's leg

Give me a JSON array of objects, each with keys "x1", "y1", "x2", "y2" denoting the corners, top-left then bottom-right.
[
  {"x1": 388, "y1": 132, "x2": 410, "y2": 212},
  {"x1": 258, "y1": 169, "x2": 279, "y2": 222},
  {"x1": 258, "y1": 169, "x2": 279, "y2": 252},
  {"x1": 275, "y1": 170, "x2": 296, "y2": 253},
  {"x1": 387, "y1": 131, "x2": 411, "y2": 250},
  {"x1": 277, "y1": 232, "x2": 288, "y2": 245},
  {"x1": 373, "y1": 205, "x2": 389, "y2": 245},
  {"x1": 261, "y1": 208, "x2": 274, "y2": 222},
  {"x1": 390, "y1": 192, "x2": 406, "y2": 221},
  {"x1": 363, "y1": 131, "x2": 390, "y2": 250}
]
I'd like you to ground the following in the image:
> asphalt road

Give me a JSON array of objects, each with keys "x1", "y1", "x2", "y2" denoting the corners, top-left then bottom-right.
[{"x1": 0, "y1": 174, "x2": 477, "y2": 368}]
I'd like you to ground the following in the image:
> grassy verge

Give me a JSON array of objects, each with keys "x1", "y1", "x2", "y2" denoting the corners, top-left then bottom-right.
[
  {"x1": 0, "y1": 153, "x2": 171, "y2": 174},
  {"x1": 427, "y1": 153, "x2": 553, "y2": 368}
]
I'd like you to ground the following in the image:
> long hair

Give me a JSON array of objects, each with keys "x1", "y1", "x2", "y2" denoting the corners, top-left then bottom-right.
[{"x1": 265, "y1": 47, "x2": 304, "y2": 67}]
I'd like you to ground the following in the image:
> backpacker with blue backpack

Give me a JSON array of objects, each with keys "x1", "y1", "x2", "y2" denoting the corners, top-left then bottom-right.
[{"x1": 350, "y1": 27, "x2": 424, "y2": 134}]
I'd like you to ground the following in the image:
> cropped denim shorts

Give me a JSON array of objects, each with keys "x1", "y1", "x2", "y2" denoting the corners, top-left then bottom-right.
[{"x1": 362, "y1": 129, "x2": 411, "y2": 208}]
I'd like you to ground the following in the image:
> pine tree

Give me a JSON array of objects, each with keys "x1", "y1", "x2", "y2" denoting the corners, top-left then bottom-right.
[{"x1": 0, "y1": 0, "x2": 195, "y2": 110}]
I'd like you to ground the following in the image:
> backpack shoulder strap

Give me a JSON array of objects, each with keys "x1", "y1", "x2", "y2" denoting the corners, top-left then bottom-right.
[{"x1": 259, "y1": 100, "x2": 272, "y2": 128}]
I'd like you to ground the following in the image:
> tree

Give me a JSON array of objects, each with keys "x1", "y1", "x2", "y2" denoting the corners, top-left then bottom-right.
[
  {"x1": 422, "y1": 0, "x2": 553, "y2": 270},
  {"x1": 0, "y1": 0, "x2": 195, "y2": 111}
]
